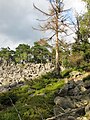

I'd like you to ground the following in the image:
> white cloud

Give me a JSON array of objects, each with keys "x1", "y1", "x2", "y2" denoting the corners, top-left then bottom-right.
[
  {"x1": 64, "y1": 0, "x2": 86, "y2": 14},
  {"x1": 0, "y1": 0, "x2": 86, "y2": 49}
]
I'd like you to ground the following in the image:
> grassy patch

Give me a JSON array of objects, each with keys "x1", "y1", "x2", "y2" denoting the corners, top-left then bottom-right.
[
  {"x1": 0, "y1": 72, "x2": 65, "y2": 120},
  {"x1": 61, "y1": 69, "x2": 72, "y2": 78}
]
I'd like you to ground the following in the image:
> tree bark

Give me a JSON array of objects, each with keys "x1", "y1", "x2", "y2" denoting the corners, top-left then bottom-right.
[{"x1": 55, "y1": 0, "x2": 60, "y2": 76}]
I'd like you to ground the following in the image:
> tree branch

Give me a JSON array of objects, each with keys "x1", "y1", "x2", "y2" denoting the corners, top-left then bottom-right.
[
  {"x1": 33, "y1": 3, "x2": 54, "y2": 16},
  {"x1": 9, "y1": 97, "x2": 22, "y2": 120},
  {"x1": 46, "y1": 106, "x2": 85, "y2": 120}
]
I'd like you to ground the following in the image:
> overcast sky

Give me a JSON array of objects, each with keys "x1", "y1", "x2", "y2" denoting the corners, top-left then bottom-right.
[{"x1": 0, "y1": 0, "x2": 86, "y2": 49}]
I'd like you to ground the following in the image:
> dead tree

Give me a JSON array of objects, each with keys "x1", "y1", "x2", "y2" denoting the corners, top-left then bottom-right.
[{"x1": 33, "y1": 0, "x2": 71, "y2": 76}]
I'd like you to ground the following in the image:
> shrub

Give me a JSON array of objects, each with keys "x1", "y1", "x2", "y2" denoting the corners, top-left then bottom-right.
[
  {"x1": 61, "y1": 69, "x2": 72, "y2": 78},
  {"x1": 0, "y1": 92, "x2": 18, "y2": 106}
]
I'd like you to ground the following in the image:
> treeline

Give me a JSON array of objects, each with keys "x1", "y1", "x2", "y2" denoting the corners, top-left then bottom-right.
[
  {"x1": 0, "y1": 37, "x2": 90, "y2": 71},
  {"x1": 0, "y1": 0, "x2": 90, "y2": 71},
  {"x1": 0, "y1": 40, "x2": 52, "y2": 65}
]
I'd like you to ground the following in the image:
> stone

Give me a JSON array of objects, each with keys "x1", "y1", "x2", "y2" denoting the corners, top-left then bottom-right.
[
  {"x1": 80, "y1": 117, "x2": 88, "y2": 120},
  {"x1": 68, "y1": 116, "x2": 75, "y2": 120},
  {"x1": 73, "y1": 86, "x2": 80, "y2": 96},
  {"x1": 84, "y1": 81, "x2": 90, "y2": 89},
  {"x1": 85, "y1": 103, "x2": 90, "y2": 113},
  {"x1": 53, "y1": 105, "x2": 68, "y2": 118},
  {"x1": 75, "y1": 107, "x2": 85, "y2": 117},
  {"x1": 53, "y1": 72, "x2": 90, "y2": 120},
  {"x1": 54, "y1": 96, "x2": 74, "y2": 109},
  {"x1": 58, "y1": 84, "x2": 68, "y2": 96},
  {"x1": 0, "y1": 63, "x2": 54, "y2": 92},
  {"x1": 2, "y1": 81, "x2": 10, "y2": 88},
  {"x1": 70, "y1": 71, "x2": 82, "y2": 78},
  {"x1": 80, "y1": 86, "x2": 86, "y2": 92},
  {"x1": 10, "y1": 82, "x2": 17, "y2": 88},
  {"x1": 68, "y1": 80, "x2": 76, "y2": 90}
]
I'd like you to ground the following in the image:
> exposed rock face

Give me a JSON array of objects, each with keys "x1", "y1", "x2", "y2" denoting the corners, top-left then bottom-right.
[
  {"x1": 53, "y1": 75, "x2": 90, "y2": 120},
  {"x1": 0, "y1": 63, "x2": 54, "y2": 92}
]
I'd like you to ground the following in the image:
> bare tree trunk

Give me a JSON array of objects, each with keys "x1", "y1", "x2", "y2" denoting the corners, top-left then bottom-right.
[
  {"x1": 33, "y1": 0, "x2": 69, "y2": 76},
  {"x1": 55, "y1": 0, "x2": 60, "y2": 76}
]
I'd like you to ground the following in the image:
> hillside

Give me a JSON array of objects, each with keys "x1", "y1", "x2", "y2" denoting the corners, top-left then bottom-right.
[{"x1": 0, "y1": 70, "x2": 90, "y2": 120}]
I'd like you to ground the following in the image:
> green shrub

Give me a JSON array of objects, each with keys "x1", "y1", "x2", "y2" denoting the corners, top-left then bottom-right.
[
  {"x1": 0, "y1": 92, "x2": 18, "y2": 106},
  {"x1": 0, "y1": 112, "x2": 18, "y2": 120},
  {"x1": 61, "y1": 69, "x2": 72, "y2": 78}
]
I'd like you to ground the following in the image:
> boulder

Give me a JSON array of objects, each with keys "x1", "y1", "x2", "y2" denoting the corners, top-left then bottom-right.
[
  {"x1": 54, "y1": 96, "x2": 75, "y2": 109},
  {"x1": 70, "y1": 71, "x2": 82, "y2": 78}
]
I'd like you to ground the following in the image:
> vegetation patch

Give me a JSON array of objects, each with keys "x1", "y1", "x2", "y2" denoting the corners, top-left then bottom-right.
[{"x1": 0, "y1": 74, "x2": 65, "y2": 120}]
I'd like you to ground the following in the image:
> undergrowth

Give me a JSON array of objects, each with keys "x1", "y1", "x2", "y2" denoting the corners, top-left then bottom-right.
[{"x1": 0, "y1": 72, "x2": 65, "y2": 120}]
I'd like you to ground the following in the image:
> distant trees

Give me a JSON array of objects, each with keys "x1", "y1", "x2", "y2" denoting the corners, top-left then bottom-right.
[
  {"x1": 0, "y1": 0, "x2": 89, "y2": 72},
  {"x1": 31, "y1": 41, "x2": 51, "y2": 63},
  {"x1": 15, "y1": 44, "x2": 31, "y2": 63},
  {"x1": 0, "y1": 47, "x2": 14, "y2": 65},
  {"x1": 0, "y1": 42, "x2": 51, "y2": 65}
]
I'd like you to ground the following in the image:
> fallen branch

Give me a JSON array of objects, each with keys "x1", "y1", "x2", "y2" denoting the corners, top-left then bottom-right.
[
  {"x1": 9, "y1": 97, "x2": 22, "y2": 120},
  {"x1": 46, "y1": 106, "x2": 85, "y2": 120}
]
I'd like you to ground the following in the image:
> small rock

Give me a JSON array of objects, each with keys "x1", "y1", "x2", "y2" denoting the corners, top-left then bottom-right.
[
  {"x1": 81, "y1": 117, "x2": 88, "y2": 120},
  {"x1": 75, "y1": 107, "x2": 85, "y2": 116},
  {"x1": 54, "y1": 96, "x2": 74, "y2": 109},
  {"x1": 68, "y1": 116, "x2": 75, "y2": 120},
  {"x1": 73, "y1": 86, "x2": 80, "y2": 96},
  {"x1": 85, "y1": 103, "x2": 90, "y2": 113}
]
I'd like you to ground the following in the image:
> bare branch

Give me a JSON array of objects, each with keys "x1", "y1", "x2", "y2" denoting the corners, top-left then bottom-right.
[
  {"x1": 46, "y1": 106, "x2": 85, "y2": 120},
  {"x1": 36, "y1": 16, "x2": 52, "y2": 22},
  {"x1": 46, "y1": 33, "x2": 56, "y2": 41},
  {"x1": 32, "y1": 26, "x2": 44, "y2": 31},
  {"x1": 62, "y1": 32, "x2": 74, "y2": 37},
  {"x1": 33, "y1": 3, "x2": 54, "y2": 16},
  {"x1": 59, "y1": 8, "x2": 71, "y2": 13},
  {"x1": 49, "y1": 0, "x2": 57, "y2": 13},
  {"x1": 61, "y1": 23, "x2": 75, "y2": 33},
  {"x1": 9, "y1": 97, "x2": 22, "y2": 120}
]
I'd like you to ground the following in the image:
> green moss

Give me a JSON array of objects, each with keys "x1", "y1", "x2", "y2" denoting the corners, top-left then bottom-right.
[
  {"x1": 34, "y1": 79, "x2": 64, "y2": 95},
  {"x1": 0, "y1": 72, "x2": 65, "y2": 120},
  {"x1": 61, "y1": 69, "x2": 72, "y2": 78}
]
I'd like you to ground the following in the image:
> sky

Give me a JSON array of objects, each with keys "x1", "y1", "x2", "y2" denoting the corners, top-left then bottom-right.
[{"x1": 0, "y1": 0, "x2": 86, "y2": 50}]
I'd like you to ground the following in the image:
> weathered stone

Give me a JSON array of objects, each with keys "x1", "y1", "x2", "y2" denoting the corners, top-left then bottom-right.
[
  {"x1": 53, "y1": 72, "x2": 90, "y2": 120},
  {"x1": 68, "y1": 116, "x2": 75, "y2": 120},
  {"x1": 85, "y1": 103, "x2": 90, "y2": 113},
  {"x1": 75, "y1": 107, "x2": 85, "y2": 116},
  {"x1": 73, "y1": 86, "x2": 81, "y2": 96},
  {"x1": 84, "y1": 80, "x2": 90, "y2": 89},
  {"x1": 0, "y1": 63, "x2": 54, "y2": 92},
  {"x1": 10, "y1": 82, "x2": 17, "y2": 88},
  {"x1": 77, "y1": 117, "x2": 88, "y2": 120},
  {"x1": 80, "y1": 86, "x2": 86, "y2": 92},
  {"x1": 54, "y1": 96, "x2": 74, "y2": 109},
  {"x1": 70, "y1": 71, "x2": 82, "y2": 78},
  {"x1": 68, "y1": 80, "x2": 76, "y2": 90},
  {"x1": 2, "y1": 81, "x2": 10, "y2": 87},
  {"x1": 58, "y1": 84, "x2": 68, "y2": 96},
  {"x1": 54, "y1": 106, "x2": 63, "y2": 116}
]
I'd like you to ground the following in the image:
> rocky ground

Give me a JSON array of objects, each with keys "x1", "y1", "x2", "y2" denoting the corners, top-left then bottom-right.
[
  {"x1": 46, "y1": 72, "x2": 90, "y2": 120},
  {"x1": 0, "y1": 63, "x2": 54, "y2": 92}
]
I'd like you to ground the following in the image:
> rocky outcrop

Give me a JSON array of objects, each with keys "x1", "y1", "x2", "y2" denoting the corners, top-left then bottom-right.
[
  {"x1": 46, "y1": 74, "x2": 90, "y2": 120},
  {"x1": 0, "y1": 63, "x2": 54, "y2": 92}
]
